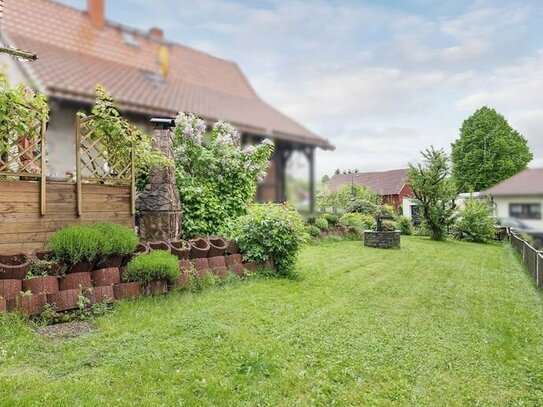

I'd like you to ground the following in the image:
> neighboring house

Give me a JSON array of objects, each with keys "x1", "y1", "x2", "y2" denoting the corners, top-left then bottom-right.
[
  {"x1": 0, "y1": 0, "x2": 333, "y2": 211},
  {"x1": 328, "y1": 169, "x2": 412, "y2": 211},
  {"x1": 485, "y1": 168, "x2": 543, "y2": 230}
]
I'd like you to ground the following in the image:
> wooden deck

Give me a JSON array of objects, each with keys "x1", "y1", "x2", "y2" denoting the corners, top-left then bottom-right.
[{"x1": 0, "y1": 180, "x2": 134, "y2": 254}]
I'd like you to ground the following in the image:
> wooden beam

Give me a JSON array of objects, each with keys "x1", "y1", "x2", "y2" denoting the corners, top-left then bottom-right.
[{"x1": 307, "y1": 147, "x2": 315, "y2": 213}]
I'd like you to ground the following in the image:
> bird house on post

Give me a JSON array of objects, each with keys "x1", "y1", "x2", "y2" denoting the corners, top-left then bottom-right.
[{"x1": 136, "y1": 118, "x2": 182, "y2": 242}]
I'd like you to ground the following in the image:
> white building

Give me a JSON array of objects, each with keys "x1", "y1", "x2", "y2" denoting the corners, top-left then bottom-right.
[{"x1": 486, "y1": 168, "x2": 543, "y2": 230}]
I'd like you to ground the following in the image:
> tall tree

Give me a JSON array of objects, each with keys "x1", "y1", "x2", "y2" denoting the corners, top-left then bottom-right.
[
  {"x1": 452, "y1": 106, "x2": 533, "y2": 191},
  {"x1": 408, "y1": 147, "x2": 457, "y2": 241}
]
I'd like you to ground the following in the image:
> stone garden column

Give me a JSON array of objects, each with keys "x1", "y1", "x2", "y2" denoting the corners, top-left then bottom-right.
[{"x1": 136, "y1": 118, "x2": 182, "y2": 242}]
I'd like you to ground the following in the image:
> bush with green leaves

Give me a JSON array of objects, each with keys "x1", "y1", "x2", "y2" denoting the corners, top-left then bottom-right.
[
  {"x1": 339, "y1": 213, "x2": 376, "y2": 234},
  {"x1": 321, "y1": 213, "x2": 339, "y2": 225},
  {"x1": 47, "y1": 225, "x2": 102, "y2": 265},
  {"x1": 345, "y1": 199, "x2": 379, "y2": 216},
  {"x1": 306, "y1": 225, "x2": 321, "y2": 237},
  {"x1": 315, "y1": 217, "x2": 329, "y2": 230},
  {"x1": 396, "y1": 216, "x2": 413, "y2": 235},
  {"x1": 92, "y1": 222, "x2": 139, "y2": 263},
  {"x1": 381, "y1": 220, "x2": 397, "y2": 232},
  {"x1": 123, "y1": 251, "x2": 180, "y2": 285},
  {"x1": 451, "y1": 198, "x2": 496, "y2": 243},
  {"x1": 229, "y1": 204, "x2": 306, "y2": 277},
  {"x1": 174, "y1": 113, "x2": 274, "y2": 238}
]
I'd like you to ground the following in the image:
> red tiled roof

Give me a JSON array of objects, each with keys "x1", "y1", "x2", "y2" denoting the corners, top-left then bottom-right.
[
  {"x1": 486, "y1": 168, "x2": 543, "y2": 196},
  {"x1": 0, "y1": 0, "x2": 333, "y2": 149},
  {"x1": 328, "y1": 169, "x2": 409, "y2": 195}
]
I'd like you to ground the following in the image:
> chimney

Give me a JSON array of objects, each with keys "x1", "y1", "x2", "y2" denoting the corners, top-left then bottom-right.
[
  {"x1": 149, "y1": 27, "x2": 164, "y2": 40},
  {"x1": 88, "y1": 0, "x2": 105, "y2": 29}
]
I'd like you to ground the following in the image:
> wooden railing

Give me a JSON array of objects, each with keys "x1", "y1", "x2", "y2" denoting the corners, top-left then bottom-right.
[{"x1": 509, "y1": 230, "x2": 543, "y2": 290}]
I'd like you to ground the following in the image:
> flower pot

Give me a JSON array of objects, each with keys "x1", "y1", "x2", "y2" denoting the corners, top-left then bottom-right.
[
  {"x1": 243, "y1": 262, "x2": 258, "y2": 272},
  {"x1": 100, "y1": 255, "x2": 124, "y2": 269},
  {"x1": 0, "y1": 298, "x2": 6, "y2": 313},
  {"x1": 191, "y1": 258, "x2": 209, "y2": 272},
  {"x1": 134, "y1": 243, "x2": 149, "y2": 255},
  {"x1": 7, "y1": 293, "x2": 47, "y2": 315},
  {"x1": 59, "y1": 272, "x2": 92, "y2": 291},
  {"x1": 177, "y1": 270, "x2": 190, "y2": 288},
  {"x1": 92, "y1": 268, "x2": 120, "y2": 287},
  {"x1": 148, "y1": 241, "x2": 170, "y2": 252},
  {"x1": 225, "y1": 254, "x2": 242, "y2": 266},
  {"x1": 189, "y1": 238, "x2": 210, "y2": 259},
  {"x1": 84, "y1": 286, "x2": 115, "y2": 305},
  {"x1": 208, "y1": 256, "x2": 226, "y2": 269},
  {"x1": 0, "y1": 279, "x2": 22, "y2": 299},
  {"x1": 179, "y1": 259, "x2": 191, "y2": 272},
  {"x1": 34, "y1": 250, "x2": 54, "y2": 261},
  {"x1": 226, "y1": 240, "x2": 239, "y2": 254},
  {"x1": 230, "y1": 264, "x2": 244, "y2": 277},
  {"x1": 145, "y1": 280, "x2": 168, "y2": 296},
  {"x1": 113, "y1": 282, "x2": 142, "y2": 300},
  {"x1": 207, "y1": 237, "x2": 227, "y2": 257},
  {"x1": 169, "y1": 240, "x2": 191, "y2": 260},
  {"x1": 22, "y1": 276, "x2": 59, "y2": 295},
  {"x1": 69, "y1": 260, "x2": 94, "y2": 274},
  {"x1": 211, "y1": 266, "x2": 227, "y2": 279},
  {"x1": 47, "y1": 289, "x2": 80, "y2": 311},
  {"x1": 0, "y1": 253, "x2": 31, "y2": 280}
]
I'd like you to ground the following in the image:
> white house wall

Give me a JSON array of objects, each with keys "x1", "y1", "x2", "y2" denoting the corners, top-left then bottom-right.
[{"x1": 494, "y1": 195, "x2": 543, "y2": 230}]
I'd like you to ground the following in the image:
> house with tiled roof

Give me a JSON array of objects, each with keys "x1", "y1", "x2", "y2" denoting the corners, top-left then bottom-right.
[
  {"x1": 328, "y1": 168, "x2": 412, "y2": 210},
  {"x1": 0, "y1": 0, "x2": 333, "y2": 210},
  {"x1": 485, "y1": 168, "x2": 543, "y2": 230}
]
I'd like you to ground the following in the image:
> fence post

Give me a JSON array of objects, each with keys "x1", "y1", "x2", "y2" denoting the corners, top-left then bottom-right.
[
  {"x1": 40, "y1": 117, "x2": 47, "y2": 216},
  {"x1": 75, "y1": 115, "x2": 82, "y2": 217}
]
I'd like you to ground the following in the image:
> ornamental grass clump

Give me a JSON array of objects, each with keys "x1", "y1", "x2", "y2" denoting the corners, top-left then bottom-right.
[
  {"x1": 123, "y1": 251, "x2": 180, "y2": 286},
  {"x1": 92, "y1": 222, "x2": 139, "y2": 261},
  {"x1": 230, "y1": 204, "x2": 306, "y2": 278}
]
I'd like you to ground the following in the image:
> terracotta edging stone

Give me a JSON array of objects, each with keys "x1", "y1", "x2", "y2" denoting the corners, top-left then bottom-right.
[
  {"x1": 92, "y1": 268, "x2": 121, "y2": 286},
  {"x1": 113, "y1": 282, "x2": 142, "y2": 300},
  {"x1": 7, "y1": 293, "x2": 47, "y2": 315},
  {"x1": 170, "y1": 240, "x2": 191, "y2": 260},
  {"x1": 84, "y1": 286, "x2": 115, "y2": 305},
  {"x1": 145, "y1": 280, "x2": 168, "y2": 295},
  {"x1": 47, "y1": 289, "x2": 80, "y2": 312},
  {"x1": 0, "y1": 279, "x2": 23, "y2": 299},
  {"x1": 208, "y1": 256, "x2": 226, "y2": 269},
  {"x1": 226, "y1": 254, "x2": 242, "y2": 266},
  {"x1": 148, "y1": 241, "x2": 170, "y2": 252},
  {"x1": 0, "y1": 253, "x2": 31, "y2": 280},
  {"x1": 59, "y1": 272, "x2": 92, "y2": 291},
  {"x1": 22, "y1": 276, "x2": 59, "y2": 295},
  {"x1": 207, "y1": 236, "x2": 227, "y2": 257},
  {"x1": 189, "y1": 237, "x2": 210, "y2": 258}
]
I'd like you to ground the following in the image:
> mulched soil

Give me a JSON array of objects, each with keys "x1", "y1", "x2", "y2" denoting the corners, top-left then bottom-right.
[{"x1": 36, "y1": 321, "x2": 96, "y2": 341}]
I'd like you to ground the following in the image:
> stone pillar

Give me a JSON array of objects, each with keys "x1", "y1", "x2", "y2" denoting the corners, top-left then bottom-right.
[{"x1": 136, "y1": 118, "x2": 182, "y2": 242}]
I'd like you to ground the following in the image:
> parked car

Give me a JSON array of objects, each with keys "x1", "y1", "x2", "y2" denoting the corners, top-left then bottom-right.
[{"x1": 497, "y1": 217, "x2": 543, "y2": 249}]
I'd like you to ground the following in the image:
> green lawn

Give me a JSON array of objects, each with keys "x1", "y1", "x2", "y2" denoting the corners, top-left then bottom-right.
[{"x1": 2, "y1": 237, "x2": 543, "y2": 406}]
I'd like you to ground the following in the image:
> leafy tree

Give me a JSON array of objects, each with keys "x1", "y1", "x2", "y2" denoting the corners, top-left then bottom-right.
[
  {"x1": 321, "y1": 174, "x2": 330, "y2": 184},
  {"x1": 452, "y1": 106, "x2": 533, "y2": 191},
  {"x1": 337, "y1": 184, "x2": 380, "y2": 208},
  {"x1": 451, "y1": 197, "x2": 496, "y2": 243},
  {"x1": 408, "y1": 147, "x2": 457, "y2": 241}
]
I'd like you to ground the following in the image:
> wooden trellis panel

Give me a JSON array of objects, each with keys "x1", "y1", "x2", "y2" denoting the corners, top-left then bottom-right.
[
  {"x1": 76, "y1": 115, "x2": 136, "y2": 216},
  {"x1": 0, "y1": 116, "x2": 47, "y2": 215}
]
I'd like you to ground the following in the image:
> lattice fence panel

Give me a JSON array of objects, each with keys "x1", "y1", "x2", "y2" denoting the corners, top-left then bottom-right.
[{"x1": 0, "y1": 118, "x2": 45, "y2": 178}]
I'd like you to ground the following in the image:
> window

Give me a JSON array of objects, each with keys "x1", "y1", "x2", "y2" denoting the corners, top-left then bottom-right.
[{"x1": 509, "y1": 203, "x2": 541, "y2": 220}]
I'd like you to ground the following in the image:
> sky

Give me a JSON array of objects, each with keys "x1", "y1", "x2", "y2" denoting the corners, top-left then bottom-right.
[{"x1": 59, "y1": 0, "x2": 543, "y2": 178}]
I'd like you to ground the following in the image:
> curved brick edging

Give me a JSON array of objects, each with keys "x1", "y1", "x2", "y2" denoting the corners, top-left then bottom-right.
[{"x1": 364, "y1": 231, "x2": 401, "y2": 249}]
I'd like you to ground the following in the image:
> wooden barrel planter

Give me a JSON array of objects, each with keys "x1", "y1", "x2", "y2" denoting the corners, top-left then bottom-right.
[
  {"x1": 189, "y1": 238, "x2": 210, "y2": 258},
  {"x1": 84, "y1": 286, "x2": 115, "y2": 305},
  {"x1": 207, "y1": 237, "x2": 227, "y2": 257},
  {"x1": 113, "y1": 282, "x2": 142, "y2": 301},
  {"x1": 47, "y1": 289, "x2": 80, "y2": 312},
  {"x1": 92, "y1": 268, "x2": 121, "y2": 286},
  {"x1": 7, "y1": 293, "x2": 47, "y2": 315},
  {"x1": 59, "y1": 272, "x2": 92, "y2": 291},
  {"x1": 0, "y1": 253, "x2": 31, "y2": 280},
  {"x1": 170, "y1": 240, "x2": 190, "y2": 260},
  {"x1": 22, "y1": 276, "x2": 59, "y2": 295},
  {"x1": 0, "y1": 279, "x2": 22, "y2": 300},
  {"x1": 148, "y1": 241, "x2": 170, "y2": 252},
  {"x1": 226, "y1": 240, "x2": 239, "y2": 254}
]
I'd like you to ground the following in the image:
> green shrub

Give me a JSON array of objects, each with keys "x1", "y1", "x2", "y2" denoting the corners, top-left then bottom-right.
[
  {"x1": 47, "y1": 225, "x2": 102, "y2": 264},
  {"x1": 339, "y1": 213, "x2": 376, "y2": 234},
  {"x1": 306, "y1": 225, "x2": 321, "y2": 237},
  {"x1": 322, "y1": 213, "x2": 339, "y2": 226},
  {"x1": 48, "y1": 222, "x2": 138, "y2": 265},
  {"x1": 345, "y1": 199, "x2": 378, "y2": 215},
  {"x1": 396, "y1": 216, "x2": 413, "y2": 235},
  {"x1": 315, "y1": 217, "x2": 329, "y2": 230},
  {"x1": 381, "y1": 220, "x2": 397, "y2": 232},
  {"x1": 25, "y1": 260, "x2": 59, "y2": 280},
  {"x1": 124, "y1": 251, "x2": 180, "y2": 285},
  {"x1": 306, "y1": 216, "x2": 317, "y2": 225},
  {"x1": 92, "y1": 222, "x2": 139, "y2": 263},
  {"x1": 451, "y1": 198, "x2": 495, "y2": 243},
  {"x1": 230, "y1": 204, "x2": 306, "y2": 277}
]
